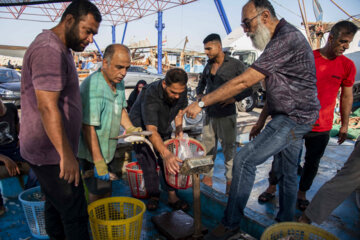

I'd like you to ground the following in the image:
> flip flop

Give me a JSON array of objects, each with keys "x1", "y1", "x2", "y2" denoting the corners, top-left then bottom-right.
[
  {"x1": 168, "y1": 199, "x2": 190, "y2": 212},
  {"x1": 258, "y1": 191, "x2": 275, "y2": 203},
  {"x1": 146, "y1": 197, "x2": 159, "y2": 211},
  {"x1": 297, "y1": 198, "x2": 310, "y2": 211}
]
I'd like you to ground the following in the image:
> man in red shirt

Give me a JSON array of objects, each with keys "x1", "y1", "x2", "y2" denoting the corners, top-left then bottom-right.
[{"x1": 258, "y1": 20, "x2": 357, "y2": 211}]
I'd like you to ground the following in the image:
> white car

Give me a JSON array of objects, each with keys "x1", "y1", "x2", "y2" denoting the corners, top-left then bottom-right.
[{"x1": 123, "y1": 66, "x2": 164, "y2": 88}]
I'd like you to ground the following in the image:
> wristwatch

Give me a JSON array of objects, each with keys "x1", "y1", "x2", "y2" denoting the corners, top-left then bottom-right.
[{"x1": 198, "y1": 98, "x2": 205, "y2": 108}]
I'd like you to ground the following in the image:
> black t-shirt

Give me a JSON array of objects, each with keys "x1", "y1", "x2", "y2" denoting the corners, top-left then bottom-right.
[
  {"x1": 0, "y1": 103, "x2": 19, "y2": 148},
  {"x1": 129, "y1": 80, "x2": 188, "y2": 139}
]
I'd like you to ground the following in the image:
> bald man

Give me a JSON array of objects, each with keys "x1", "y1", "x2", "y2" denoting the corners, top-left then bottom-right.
[{"x1": 78, "y1": 44, "x2": 141, "y2": 203}]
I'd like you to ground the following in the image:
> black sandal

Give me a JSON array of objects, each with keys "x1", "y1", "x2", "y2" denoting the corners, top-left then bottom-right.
[
  {"x1": 168, "y1": 199, "x2": 190, "y2": 211},
  {"x1": 297, "y1": 198, "x2": 309, "y2": 211},
  {"x1": 146, "y1": 197, "x2": 159, "y2": 211},
  {"x1": 258, "y1": 192, "x2": 275, "y2": 203}
]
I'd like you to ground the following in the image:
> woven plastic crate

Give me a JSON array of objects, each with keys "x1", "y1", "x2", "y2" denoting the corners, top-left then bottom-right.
[
  {"x1": 261, "y1": 222, "x2": 339, "y2": 240},
  {"x1": 164, "y1": 138, "x2": 206, "y2": 189},
  {"x1": 18, "y1": 186, "x2": 49, "y2": 239},
  {"x1": 125, "y1": 162, "x2": 159, "y2": 198},
  {"x1": 88, "y1": 196, "x2": 146, "y2": 240}
]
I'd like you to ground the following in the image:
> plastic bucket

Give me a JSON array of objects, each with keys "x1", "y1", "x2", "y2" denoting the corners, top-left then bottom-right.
[
  {"x1": 88, "y1": 196, "x2": 146, "y2": 240},
  {"x1": 18, "y1": 186, "x2": 49, "y2": 239}
]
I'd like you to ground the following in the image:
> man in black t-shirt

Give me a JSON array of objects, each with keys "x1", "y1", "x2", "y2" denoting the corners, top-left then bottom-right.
[
  {"x1": 130, "y1": 68, "x2": 189, "y2": 211},
  {"x1": 0, "y1": 100, "x2": 37, "y2": 216}
]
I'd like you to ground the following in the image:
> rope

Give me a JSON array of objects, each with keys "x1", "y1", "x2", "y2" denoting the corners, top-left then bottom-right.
[{"x1": 329, "y1": 0, "x2": 360, "y2": 23}]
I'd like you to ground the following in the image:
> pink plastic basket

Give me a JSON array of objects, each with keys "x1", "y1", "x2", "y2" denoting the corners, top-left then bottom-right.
[
  {"x1": 163, "y1": 138, "x2": 206, "y2": 189},
  {"x1": 125, "y1": 162, "x2": 159, "y2": 199}
]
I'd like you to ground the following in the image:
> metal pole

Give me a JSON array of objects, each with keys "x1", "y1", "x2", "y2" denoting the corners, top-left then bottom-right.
[
  {"x1": 155, "y1": 11, "x2": 165, "y2": 74},
  {"x1": 93, "y1": 39, "x2": 103, "y2": 58},
  {"x1": 214, "y1": 0, "x2": 232, "y2": 34},
  {"x1": 121, "y1": 22, "x2": 128, "y2": 44},
  {"x1": 112, "y1": 25, "x2": 116, "y2": 44},
  {"x1": 192, "y1": 174, "x2": 202, "y2": 239}
]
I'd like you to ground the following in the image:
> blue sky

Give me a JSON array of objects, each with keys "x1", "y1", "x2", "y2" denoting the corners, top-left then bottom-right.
[{"x1": 0, "y1": 0, "x2": 359, "y2": 51}]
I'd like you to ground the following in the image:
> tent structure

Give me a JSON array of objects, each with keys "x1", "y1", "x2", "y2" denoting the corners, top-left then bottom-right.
[{"x1": 0, "y1": 0, "x2": 233, "y2": 73}]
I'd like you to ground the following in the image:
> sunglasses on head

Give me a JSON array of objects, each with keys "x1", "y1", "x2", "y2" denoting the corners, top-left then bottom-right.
[{"x1": 241, "y1": 11, "x2": 263, "y2": 29}]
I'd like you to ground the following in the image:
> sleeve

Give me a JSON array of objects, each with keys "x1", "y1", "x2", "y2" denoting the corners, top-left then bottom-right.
[
  {"x1": 196, "y1": 65, "x2": 209, "y2": 95},
  {"x1": 141, "y1": 91, "x2": 160, "y2": 127},
  {"x1": 80, "y1": 77, "x2": 102, "y2": 126},
  {"x1": 120, "y1": 81, "x2": 127, "y2": 109},
  {"x1": 342, "y1": 59, "x2": 356, "y2": 87},
  {"x1": 251, "y1": 34, "x2": 295, "y2": 76},
  {"x1": 31, "y1": 47, "x2": 66, "y2": 91},
  {"x1": 233, "y1": 61, "x2": 252, "y2": 101}
]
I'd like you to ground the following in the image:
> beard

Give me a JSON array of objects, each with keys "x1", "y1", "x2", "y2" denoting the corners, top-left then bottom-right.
[
  {"x1": 65, "y1": 22, "x2": 86, "y2": 52},
  {"x1": 164, "y1": 89, "x2": 178, "y2": 105},
  {"x1": 248, "y1": 18, "x2": 271, "y2": 51}
]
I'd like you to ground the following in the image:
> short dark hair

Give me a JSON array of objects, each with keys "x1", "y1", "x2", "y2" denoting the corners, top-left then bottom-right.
[
  {"x1": 330, "y1": 21, "x2": 358, "y2": 39},
  {"x1": 103, "y1": 44, "x2": 130, "y2": 63},
  {"x1": 203, "y1": 33, "x2": 222, "y2": 44},
  {"x1": 249, "y1": 0, "x2": 276, "y2": 18},
  {"x1": 164, "y1": 68, "x2": 188, "y2": 86},
  {"x1": 61, "y1": 0, "x2": 102, "y2": 23}
]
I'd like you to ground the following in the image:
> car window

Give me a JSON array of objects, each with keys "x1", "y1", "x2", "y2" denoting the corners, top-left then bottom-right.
[
  {"x1": 0, "y1": 70, "x2": 14, "y2": 83},
  {"x1": 11, "y1": 70, "x2": 21, "y2": 82}
]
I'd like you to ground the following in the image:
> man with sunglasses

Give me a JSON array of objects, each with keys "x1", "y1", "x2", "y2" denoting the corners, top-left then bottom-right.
[{"x1": 186, "y1": 0, "x2": 319, "y2": 238}]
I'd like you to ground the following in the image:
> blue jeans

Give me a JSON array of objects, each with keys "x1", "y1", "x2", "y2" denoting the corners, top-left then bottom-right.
[{"x1": 222, "y1": 115, "x2": 312, "y2": 227}]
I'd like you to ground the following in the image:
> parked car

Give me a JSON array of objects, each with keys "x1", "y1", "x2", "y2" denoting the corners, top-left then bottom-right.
[
  {"x1": 123, "y1": 66, "x2": 164, "y2": 88},
  {"x1": 0, "y1": 67, "x2": 21, "y2": 107},
  {"x1": 227, "y1": 49, "x2": 266, "y2": 112}
]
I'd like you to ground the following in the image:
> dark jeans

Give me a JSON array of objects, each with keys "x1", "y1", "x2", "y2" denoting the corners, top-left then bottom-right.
[
  {"x1": 133, "y1": 143, "x2": 176, "y2": 198},
  {"x1": 222, "y1": 115, "x2": 312, "y2": 226},
  {"x1": 29, "y1": 163, "x2": 90, "y2": 240},
  {"x1": 268, "y1": 131, "x2": 330, "y2": 192}
]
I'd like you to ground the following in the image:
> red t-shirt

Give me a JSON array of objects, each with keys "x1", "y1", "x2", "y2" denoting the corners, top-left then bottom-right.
[{"x1": 312, "y1": 49, "x2": 356, "y2": 132}]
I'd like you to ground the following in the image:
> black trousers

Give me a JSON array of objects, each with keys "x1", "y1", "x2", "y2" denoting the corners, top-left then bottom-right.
[
  {"x1": 133, "y1": 143, "x2": 176, "y2": 198},
  {"x1": 268, "y1": 131, "x2": 330, "y2": 192},
  {"x1": 29, "y1": 163, "x2": 90, "y2": 240}
]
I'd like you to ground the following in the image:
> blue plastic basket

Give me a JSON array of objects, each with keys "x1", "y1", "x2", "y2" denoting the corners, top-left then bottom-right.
[{"x1": 18, "y1": 186, "x2": 49, "y2": 239}]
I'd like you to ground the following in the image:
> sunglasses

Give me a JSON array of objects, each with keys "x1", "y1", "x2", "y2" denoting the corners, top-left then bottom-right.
[{"x1": 241, "y1": 11, "x2": 263, "y2": 29}]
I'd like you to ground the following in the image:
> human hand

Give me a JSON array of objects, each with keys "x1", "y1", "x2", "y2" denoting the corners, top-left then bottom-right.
[
  {"x1": 338, "y1": 126, "x2": 348, "y2": 145},
  {"x1": 3, "y1": 156, "x2": 20, "y2": 176},
  {"x1": 163, "y1": 151, "x2": 182, "y2": 175},
  {"x1": 184, "y1": 102, "x2": 202, "y2": 119},
  {"x1": 59, "y1": 153, "x2": 80, "y2": 186},
  {"x1": 126, "y1": 126, "x2": 143, "y2": 144},
  {"x1": 125, "y1": 126, "x2": 143, "y2": 134},
  {"x1": 94, "y1": 159, "x2": 110, "y2": 181},
  {"x1": 249, "y1": 123, "x2": 263, "y2": 141},
  {"x1": 220, "y1": 97, "x2": 236, "y2": 107}
]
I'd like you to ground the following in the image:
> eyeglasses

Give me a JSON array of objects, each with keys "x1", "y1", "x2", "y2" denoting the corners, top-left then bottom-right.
[{"x1": 241, "y1": 12, "x2": 263, "y2": 29}]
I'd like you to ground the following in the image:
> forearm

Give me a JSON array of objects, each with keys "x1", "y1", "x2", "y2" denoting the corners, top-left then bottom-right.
[
  {"x1": 120, "y1": 109, "x2": 134, "y2": 129},
  {"x1": 82, "y1": 124, "x2": 103, "y2": 162},
  {"x1": 147, "y1": 126, "x2": 170, "y2": 158},
  {"x1": 257, "y1": 102, "x2": 269, "y2": 126},
  {"x1": 202, "y1": 68, "x2": 264, "y2": 107},
  {"x1": 340, "y1": 93, "x2": 353, "y2": 128},
  {"x1": 174, "y1": 110, "x2": 184, "y2": 134}
]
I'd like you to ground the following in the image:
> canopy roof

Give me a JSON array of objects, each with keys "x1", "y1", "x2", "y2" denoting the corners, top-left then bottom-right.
[{"x1": 0, "y1": 0, "x2": 198, "y2": 25}]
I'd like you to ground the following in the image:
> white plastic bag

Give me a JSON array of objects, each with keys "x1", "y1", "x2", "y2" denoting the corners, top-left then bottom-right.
[{"x1": 177, "y1": 133, "x2": 193, "y2": 160}]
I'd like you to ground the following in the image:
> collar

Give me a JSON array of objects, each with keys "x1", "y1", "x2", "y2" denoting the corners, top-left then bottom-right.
[{"x1": 272, "y1": 18, "x2": 286, "y2": 40}]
